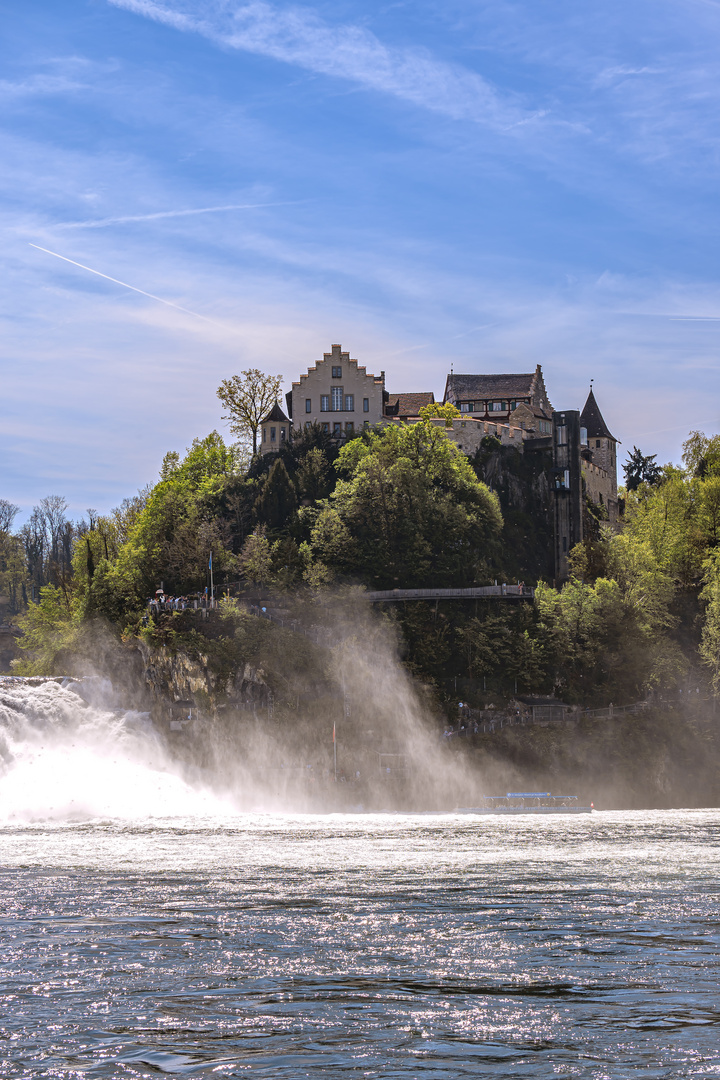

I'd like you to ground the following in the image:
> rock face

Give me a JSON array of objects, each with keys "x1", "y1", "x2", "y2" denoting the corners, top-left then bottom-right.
[
  {"x1": 137, "y1": 641, "x2": 270, "y2": 719},
  {"x1": 0, "y1": 624, "x2": 22, "y2": 674}
]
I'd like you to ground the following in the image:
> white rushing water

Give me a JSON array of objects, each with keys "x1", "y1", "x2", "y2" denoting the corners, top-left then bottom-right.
[
  {"x1": 2, "y1": 679, "x2": 720, "y2": 1077},
  {"x1": 0, "y1": 677, "x2": 230, "y2": 822}
]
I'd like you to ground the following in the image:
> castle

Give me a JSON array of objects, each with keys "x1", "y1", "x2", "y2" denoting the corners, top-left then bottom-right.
[{"x1": 259, "y1": 344, "x2": 619, "y2": 582}]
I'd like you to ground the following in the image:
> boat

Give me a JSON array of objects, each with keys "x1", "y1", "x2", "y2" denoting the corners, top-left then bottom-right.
[{"x1": 456, "y1": 792, "x2": 593, "y2": 814}]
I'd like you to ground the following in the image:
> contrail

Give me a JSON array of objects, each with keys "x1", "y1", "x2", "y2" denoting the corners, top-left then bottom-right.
[
  {"x1": 29, "y1": 243, "x2": 223, "y2": 326},
  {"x1": 55, "y1": 201, "x2": 301, "y2": 229}
]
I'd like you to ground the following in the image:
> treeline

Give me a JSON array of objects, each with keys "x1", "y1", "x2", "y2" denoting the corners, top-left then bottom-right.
[{"x1": 5, "y1": 421, "x2": 720, "y2": 707}]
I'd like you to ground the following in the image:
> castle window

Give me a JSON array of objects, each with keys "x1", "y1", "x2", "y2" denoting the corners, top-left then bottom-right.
[
  {"x1": 263, "y1": 428, "x2": 267, "y2": 442},
  {"x1": 331, "y1": 386, "x2": 343, "y2": 411},
  {"x1": 271, "y1": 427, "x2": 276, "y2": 442},
  {"x1": 322, "y1": 422, "x2": 329, "y2": 433},
  {"x1": 490, "y1": 401, "x2": 504, "y2": 412},
  {"x1": 280, "y1": 428, "x2": 286, "y2": 442},
  {"x1": 321, "y1": 395, "x2": 330, "y2": 412},
  {"x1": 345, "y1": 393, "x2": 354, "y2": 411},
  {"x1": 556, "y1": 426, "x2": 568, "y2": 446},
  {"x1": 305, "y1": 398, "x2": 312, "y2": 413},
  {"x1": 333, "y1": 422, "x2": 342, "y2": 436},
  {"x1": 596, "y1": 439, "x2": 601, "y2": 448},
  {"x1": 363, "y1": 397, "x2": 369, "y2": 413},
  {"x1": 305, "y1": 421, "x2": 311, "y2": 430},
  {"x1": 332, "y1": 366, "x2": 342, "y2": 378},
  {"x1": 345, "y1": 422, "x2": 354, "y2": 434}
]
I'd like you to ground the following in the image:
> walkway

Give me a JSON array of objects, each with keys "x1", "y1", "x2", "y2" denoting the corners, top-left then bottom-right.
[{"x1": 363, "y1": 585, "x2": 534, "y2": 602}]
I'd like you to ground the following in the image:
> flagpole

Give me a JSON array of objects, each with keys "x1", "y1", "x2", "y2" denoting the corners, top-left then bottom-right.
[
  {"x1": 333, "y1": 721, "x2": 337, "y2": 783},
  {"x1": 209, "y1": 551, "x2": 214, "y2": 607}
]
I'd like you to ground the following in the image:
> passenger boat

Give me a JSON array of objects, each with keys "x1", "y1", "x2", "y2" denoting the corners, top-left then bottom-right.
[{"x1": 456, "y1": 792, "x2": 593, "y2": 814}]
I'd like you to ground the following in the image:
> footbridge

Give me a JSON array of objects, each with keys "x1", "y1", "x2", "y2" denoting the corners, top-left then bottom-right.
[{"x1": 363, "y1": 585, "x2": 534, "y2": 602}]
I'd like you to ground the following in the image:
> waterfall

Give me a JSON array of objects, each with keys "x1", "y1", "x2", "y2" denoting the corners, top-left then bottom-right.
[{"x1": 0, "y1": 677, "x2": 229, "y2": 823}]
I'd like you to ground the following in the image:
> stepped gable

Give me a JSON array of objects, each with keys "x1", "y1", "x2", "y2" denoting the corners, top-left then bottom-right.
[
  {"x1": 260, "y1": 401, "x2": 290, "y2": 424},
  {"x1": 443, "y1": 364, "x2": 552, "y2": 418},
  {"x1": 580, "y1": 389, "x2": 615, "y2": 441},
  {"x1": 385, "y1": 391, "x2": 435, "y2": 418}
]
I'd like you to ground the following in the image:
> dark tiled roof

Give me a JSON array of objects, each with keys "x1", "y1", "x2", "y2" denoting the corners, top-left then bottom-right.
[
  {"x1": 580, "y1": 390, "x2": 615, "y2": 441},
  {"x1": 261, "y1": 401, "x2": 290, "y2": 424},
  {"x1": 446, "y1": 373, "x2": 536, "y2": 398},
  {"x1": 444, "y1": 365, "x2": 552, "y2": 416},
  {"x1": 385, "y1": 391, "x2": 435, "y2": 416}
]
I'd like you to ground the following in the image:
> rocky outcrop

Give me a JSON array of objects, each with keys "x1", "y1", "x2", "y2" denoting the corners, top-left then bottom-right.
[{"x1": 137, "y1": 640, "x2": 271, "y2": 718}]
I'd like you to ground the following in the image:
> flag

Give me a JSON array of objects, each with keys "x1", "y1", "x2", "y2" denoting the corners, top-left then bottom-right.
[{"x1": 208, "y1": 552, "x2": 212, "y2": 570}]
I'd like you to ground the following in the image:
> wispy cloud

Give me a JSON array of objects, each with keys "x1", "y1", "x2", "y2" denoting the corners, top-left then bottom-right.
[
  {"x1": 0, "y1": 74, "x2": 87, "y2": 98},
  {"x1": 54, "y1": 201, "x2": 303, "y2": 228},
  {"x1": 107, "y1": 0, "x2": 535, "y2": 128}
]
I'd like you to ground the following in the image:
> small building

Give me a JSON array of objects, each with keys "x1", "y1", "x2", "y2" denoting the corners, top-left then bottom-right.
[
  {"x1": 443, "y1": 365, "x2": 553, "y2": 434},
  {"x1": 384, "y1": 391, "x2": 435, "y2": 421},
  {"x1": 288, "y1": 344, "x2": 385, "y2": 438},
  {"x1": 259, "y1": 401, "x2": 291, "y2": 455}
]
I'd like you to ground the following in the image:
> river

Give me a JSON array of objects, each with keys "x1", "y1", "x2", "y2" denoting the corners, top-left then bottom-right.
[{"x1": 1, "y1": 681, "x2": 719, "y2": 1077}]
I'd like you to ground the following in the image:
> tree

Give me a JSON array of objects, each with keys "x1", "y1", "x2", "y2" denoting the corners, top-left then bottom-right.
[
  {"x1": 295, "y1": 448, "x2": 332, "y2": 503},
  {"x1": 0, "y1": 501, "x2": 25, "y2": 615},
  {"x1": 623, "y1": 446, "x2": 662, "y2": 491},
  {"x1": 682, "y1": 431, "x2": 720, "y2": 478},
  {"x1": 255, "y1": 459, "x2": 298, "y2": 532},
  {"x1": 0, "y1": 499, "x2": 19, "y2": 534},
  {"x1": 419, "y1": 402, "x2": 461, "y2": 425},
  {"x1": 701, "y1": 552, "x2": 720, "y2": 692},
  {"x1": 307, "y1": 418, "x2": 502, "y2": 588},
  {"x1": 217, "y1": 369, "x2": 282, "y2": 456},
  {"x1": 238, "y1": 526, "x2": 274, "y2": 587}
]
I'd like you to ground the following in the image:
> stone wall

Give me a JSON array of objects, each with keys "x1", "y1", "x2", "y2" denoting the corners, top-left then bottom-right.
[{"x1": 583, "y1": 459, "x2": 619, "y2": 525}]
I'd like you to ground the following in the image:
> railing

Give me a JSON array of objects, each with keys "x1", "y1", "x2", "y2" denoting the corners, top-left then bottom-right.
[
  {"x1": 364, "y1": 585, "x2": 535, "y2": 602},
  {"x1": 580, "y1": 701, "x2": 648, "y2": 720}
]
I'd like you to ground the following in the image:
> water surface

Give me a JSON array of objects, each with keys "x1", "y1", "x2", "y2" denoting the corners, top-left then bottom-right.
[{"x1": 2, "y1": 810, "x2": 719, "y2": 1078}]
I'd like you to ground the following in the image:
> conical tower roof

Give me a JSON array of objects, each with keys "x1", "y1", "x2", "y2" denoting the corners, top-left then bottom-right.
[
  {"x1": 581, "y1": 389, "x2": 615, "y2": 441},
  {"x1": 261, "y1": 400, "x2": 290, "y2": 424}
]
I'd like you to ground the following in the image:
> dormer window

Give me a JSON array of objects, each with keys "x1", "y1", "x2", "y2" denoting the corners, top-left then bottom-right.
[{"x1": 332, "y1": 366, "x2": 342, "y2": 378}]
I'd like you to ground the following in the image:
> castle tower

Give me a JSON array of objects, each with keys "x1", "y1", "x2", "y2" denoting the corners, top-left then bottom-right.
[
  {"x1": 259, "y1": 401, "x2": 291, "y2": 455},
  {"x1": 580, "y1": 389, "x2": 618, "y2": 508}
]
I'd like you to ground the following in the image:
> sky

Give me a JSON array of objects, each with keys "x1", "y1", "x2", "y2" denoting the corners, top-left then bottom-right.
[{"x1": 3, "y1": 0, "x2": 720, "y2": 518}]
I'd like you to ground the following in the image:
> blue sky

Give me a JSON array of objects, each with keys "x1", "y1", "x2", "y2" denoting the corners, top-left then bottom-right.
[{"x1": 3, "y1": 0, "x2": 720, "y2": 517}]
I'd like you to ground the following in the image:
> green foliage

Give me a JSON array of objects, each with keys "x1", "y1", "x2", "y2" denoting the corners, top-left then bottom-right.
[
  {"x1": 71, "y1": 433, "x2": 243, "y2": 621},
  {"x1": 419, "y1": 402, "x2": 460, "y2": 425},
  {"x1": 255, "y1": 459, "x2": 298, "y2": 532},
  {"x1": 295, "y1": 448, "x2": 333, "y2": 503},
  {"x1": 306, "y1": 419, "x2": 502, "y2": 588},
  {"x1": 13, "y1": 585, "x2": 78, "y2": 674},
  {"x1": 700, "y1": 551, "x2": 720, "y2": 690},
  {"x1": 238, "y1": 527, "x2": 274, "y2": 586},
  {"x1": 682, "y1": 431, "x2": 720, "y2": 478},
  {"x1": 623, "y1": 446, "x2": 662, "y2": 491},
  {"x1": 0, "y1": 521, "x2": 26, "y2": 616}
]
